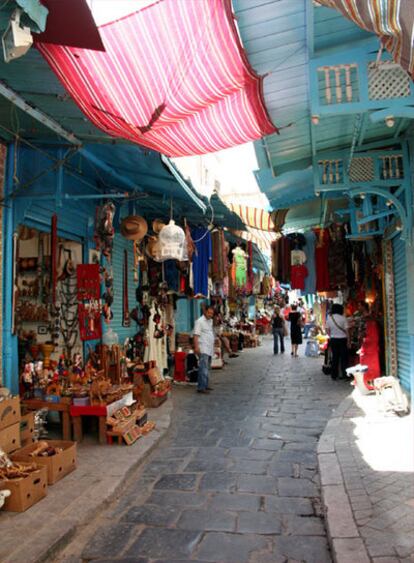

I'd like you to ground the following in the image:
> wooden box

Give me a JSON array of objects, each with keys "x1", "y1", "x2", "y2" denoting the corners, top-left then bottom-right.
[
  {"x1": 0, "y1": 422, "x2": 21, "y2": 454},
  {"x1": 140, "y1": 383, "x2": 168, "y2": 408},
  {"x1": 11, "y1": 440, "x2": 77, "y2": 485},
  {"x1": 20, "y1": 412, "x2": 35, "y2": 446},
  {"x1": 0, "y1": 464, "x2": 47, "y2": 512},
  {"x1": 0, "y1": 396, "x2": 21, "y2": 430}
]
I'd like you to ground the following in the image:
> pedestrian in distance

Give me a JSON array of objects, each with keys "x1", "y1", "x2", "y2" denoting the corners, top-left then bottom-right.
[
  {"x1": 271, "y1": 306, "x2": 286, "y2": 354},
  {"x1": 193, "y1": 304, "x2": 215, "y2": 394},
  {"x1": 289, "y1": 303, "x2": 303, "y2": 357},
  {"x1": 325, "y1": 303, "x2": 350, "y2": 380}
]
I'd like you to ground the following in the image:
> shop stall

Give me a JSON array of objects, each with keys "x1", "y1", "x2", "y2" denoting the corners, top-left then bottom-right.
[{"x1": 271, "y1": 224, "x2": 385, "y2": 385}]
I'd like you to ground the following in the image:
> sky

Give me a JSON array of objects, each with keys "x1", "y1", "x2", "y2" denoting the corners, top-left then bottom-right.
[{"x1": 86, "y1": 0, "x2": 158, "y2": 25}]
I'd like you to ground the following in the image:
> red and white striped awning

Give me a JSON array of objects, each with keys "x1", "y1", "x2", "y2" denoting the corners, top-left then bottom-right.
[
  {"x1": 228, "y1": 204, "x2": 275, "y2": 231},
  {"x1": 37, "y1": 0, "x2": 276, "y2": 157}
]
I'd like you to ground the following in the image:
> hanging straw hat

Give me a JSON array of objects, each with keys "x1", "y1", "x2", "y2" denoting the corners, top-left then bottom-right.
[
  {"x1": 120, "y1": 216, "x2": 148, "y2": 241},
  {"x1": 152, "y1": 218, "x2": 166, "y2": 234}
]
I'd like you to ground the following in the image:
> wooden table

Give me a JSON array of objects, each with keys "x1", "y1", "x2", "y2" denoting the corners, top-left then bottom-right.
[
  {"x1": 69, "y1": 405, "x2": 107, "y2": 444},
  {"x1": 22, "y1": 398, "x2": 72, "y2": 440}
]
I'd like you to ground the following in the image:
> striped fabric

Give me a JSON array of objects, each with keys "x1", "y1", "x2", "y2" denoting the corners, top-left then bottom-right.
[
  {"x1": 228, "y1": 204, "x2": 275, "y2": 231},
  {"x1": 37, "y1": 0, "x2": 276, "y2": 157},
  {"x1": 318, "y1": 1, "x2": 414, "y2": 78}
]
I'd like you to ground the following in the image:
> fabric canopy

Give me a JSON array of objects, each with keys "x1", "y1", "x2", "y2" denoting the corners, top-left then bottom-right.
[
  {"x1": 318, "y1": 0, "x2": 414, "y2": 79},
  {"x1": 37, "y1": 0, "x2": 276, "y2": 156},
  {"x1": 228, "y1": 204, "x2": 288, "y2": 233}
]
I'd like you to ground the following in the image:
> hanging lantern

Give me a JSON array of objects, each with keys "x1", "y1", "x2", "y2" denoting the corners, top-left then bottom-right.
[{"x1": 158, "y1": 220, "x2": 185, "y2": 261}]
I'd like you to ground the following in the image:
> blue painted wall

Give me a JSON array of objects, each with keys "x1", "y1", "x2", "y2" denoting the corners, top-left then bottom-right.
[{"x1": 2, "y1": 144, "x2": 137, "y2": 392}]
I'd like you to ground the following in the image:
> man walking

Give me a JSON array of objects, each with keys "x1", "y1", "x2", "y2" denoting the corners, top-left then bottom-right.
[{"x1": 193, "y1": 304, "x2": 215, "y2": 394}]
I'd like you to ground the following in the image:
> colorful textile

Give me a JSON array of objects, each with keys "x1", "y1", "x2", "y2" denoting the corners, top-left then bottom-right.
[
  {"x1": 192, "y1": 227, "x2": 212, "y2": 297},
  {"x1": 37, "y1": 0, "x2": 276, "y2": 157},
  {"x1": 232, "y1": 247, "x2": 247, "y2": 288},
  {"x1": 211, "y1": 229, "x2": 227, "y2": 282},
  {"x1": 228, "y1": 204, "x2": 275, "y2": 231},
  {"x1": 314, "y1": 228, "x2": 330, "y2": 292},
  {"x1": 304, "y1": 231, "x2": 316, "y2": 295},
  {"x1": 318, "y1": 0, "x2": 414, "y2": 79},
  {"x1": 291, "y1": 264, "x2": 308, "y2": 291}
]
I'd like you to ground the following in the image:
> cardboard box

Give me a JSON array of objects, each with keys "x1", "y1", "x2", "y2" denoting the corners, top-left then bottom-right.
[
  {"x1": 11, "y1": 440, "x2": 77, "y2": 485},
  {"x1": 0, "y1": 464, "x2": 47, "y2": 512},
  {"x1": 0, "y1": 422, "x2": 21, "y2": 454},
  {"x1": 0, "y1": 396, "x2": 21, "y2": 430},
  {"x1": 20, "y1": 412, "x2": 35, "y2": 445}
]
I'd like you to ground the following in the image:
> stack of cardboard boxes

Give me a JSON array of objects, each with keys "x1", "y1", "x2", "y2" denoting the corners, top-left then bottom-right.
[{"x1": 0, "y1": 393, "x2": 77, "y2": 512}]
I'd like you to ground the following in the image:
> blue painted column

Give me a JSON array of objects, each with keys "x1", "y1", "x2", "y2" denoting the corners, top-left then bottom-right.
[
  {"x1": 2, "y1": 144, "x2": 19, "y2": 393},
  {"x1": 406, "y1": 226, "x2": 414, "y2": 404}
]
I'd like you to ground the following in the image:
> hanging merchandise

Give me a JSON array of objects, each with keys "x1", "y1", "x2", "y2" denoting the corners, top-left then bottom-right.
[
  {"x1": 328, "y1": 223, "x2": 347, "y2": 289},
  {"x1": 77, "y1": 264, "x2": 100, "y2": 301},
  {"x1": 51, "y1": 214, "x2": 58, "y2": 305},
  {"x1": 58, "y1": 274, "x2": 79, "y2": 361},
  {"x1": 291, "y1": 264, "x2": 308, "y2": 291},
  {"x1": 94, "y1": 202, "x2": 116, "y2": 259},
  {"x1": 158, "y1": 220, "x2": 185, "y2": 261},
  {"x1": 232, "y1": 245, "x2": 248, "y2": 288},
  {"x1": 76, "y1": 264, "x2": 102, "y2": 341},
  {"x1": 291, "y1": 248, "x2": 306, "y2": 266},
  {"x1": 120, "y1": 215, "x2": 148, "y2": 242},
  {"x1": 182, "y1": 221, "x2": 196, "y2": 262},
  {"x1": 164, "y1": 260, "x2": 179, "y2": 292},
  {"x1": 246, "y1": 241, "x2": 254, "y2": 294},
  {"x1": 191, "y1": 226, "x2": 212, "y2": 297},
  {"x1": 123, "y1": 249, "x2": 131, "y2": 327},
  {"x1": 211, "y1": 229, "x2": 227, "y2": 282},
  {"x1": 314, "y1": 227, "x2": 330, "y2": 292},
  {"x1": 303, "y1": 231, "x2": 316, "y2": 295}
]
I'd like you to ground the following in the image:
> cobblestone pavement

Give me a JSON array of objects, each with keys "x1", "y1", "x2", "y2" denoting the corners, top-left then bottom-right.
[
  {"x1": 60, "y1": 337, "x2": 350, "y2": 563},
  {"x1": 319, "y1": 390, "x2": 414, "y2": 563}
]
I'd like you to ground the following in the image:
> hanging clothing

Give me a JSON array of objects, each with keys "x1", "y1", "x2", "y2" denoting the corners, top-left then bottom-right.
[
  {"x1": 314, "y1": 228, "x2": 330, "y2": 292},
  {"x1": 211, "y1": 229, "x2": 226, "y2": 282},
  {"x1": 164, "y1": 260, "x2": 179, "y2": 292},
  {"x1": 148, "y1": 258, "x2": 163, "y2": 297},
  {"x1": 191, "y1": 227, "x2": 212, "y2": 297},
  {"x1": 328, "y1": 224, "x2": 347, "y2": 289},
  {"x1": 144, "y1": 304, "x2": 168, "y2": 372},
  {"x1": 232, "y1": 246, "x2": 247, "y2": 287},
  {"x1": 291, "y1": 264, "x2": 308, "y2": 290},
  {"x1": 291, "y1": 249, "x2": 306, "y2": 265},
  {"x1": 304, "y1": 230, "x2": 316, "y2": 295}
]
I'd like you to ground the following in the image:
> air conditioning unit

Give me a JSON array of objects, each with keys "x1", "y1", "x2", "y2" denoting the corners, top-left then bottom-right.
[{"x1": 2, "y1": 9, "x2": 33, "y2": 63}]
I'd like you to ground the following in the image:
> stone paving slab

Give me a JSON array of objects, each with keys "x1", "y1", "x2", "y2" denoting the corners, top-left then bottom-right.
[
  {"x1": 54, "y1": 338, "x2": 352, "y2": 563},
  {"x1": 0, "y1": 400, "x2": 172, "y2": 563},
  {"x1": 8, "y1": 338, "x2": 413, "y2": 563},
  {"x1": 318, "y1": 388, "x2": 414, "y2": 563}
]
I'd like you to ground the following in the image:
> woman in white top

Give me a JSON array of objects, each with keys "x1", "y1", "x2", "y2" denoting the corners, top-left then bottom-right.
[{"x1": 325, "y1": 303, "x2": 350, "y2": 380}]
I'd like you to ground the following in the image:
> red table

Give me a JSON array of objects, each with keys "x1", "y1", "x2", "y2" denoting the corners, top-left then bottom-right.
[{"x1": 70, "y1": 405, "x2": 107, "y2": 444}]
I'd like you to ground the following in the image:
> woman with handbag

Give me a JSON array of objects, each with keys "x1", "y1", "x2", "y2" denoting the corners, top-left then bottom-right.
[{"x1": 325, "y1": 303, "x2": 350, "y2": 380}]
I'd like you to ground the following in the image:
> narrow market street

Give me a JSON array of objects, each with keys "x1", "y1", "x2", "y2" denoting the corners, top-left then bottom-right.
[{"x1": 60, "y1": 337, "x2": 350, "y2": 563}]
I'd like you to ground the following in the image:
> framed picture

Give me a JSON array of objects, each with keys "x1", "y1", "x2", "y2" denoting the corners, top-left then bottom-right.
[
  {"x1": 37, "y1": 325, "x2": 48, "y2": 335},
  {"x1": 89, "y1": 249, "x2": 101, "y2": 265}
]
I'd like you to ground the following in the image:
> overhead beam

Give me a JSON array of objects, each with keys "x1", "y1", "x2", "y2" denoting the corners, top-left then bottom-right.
[
  {"x1": 0, "y1": 81, "x2": 81, "y2": 145},
  {"x1": 161, "y1": 155, "x2": 207, "y2": 213}
]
